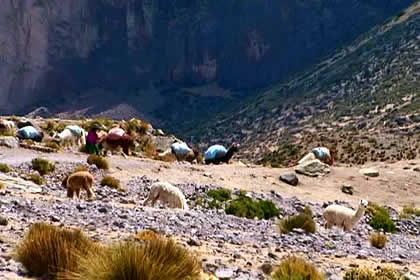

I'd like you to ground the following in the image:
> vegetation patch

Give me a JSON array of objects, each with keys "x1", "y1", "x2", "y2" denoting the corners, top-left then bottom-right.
[
  {"x1": 400, "y1": 204, "x2": 420, "y2": 219},
  {"x1": 369, "y1": 232, "x2": 387, "y2": 249},
  {"x1": 0, "y1": 181, "x2": 5, "y2": 190},
  {"x1": 87, "y1": 155, "x2": 109, "y2": 170},
  {"x1": 15, "y1": 223, "x2": 97, "y2": 278},
  {"x1": 272, "y1": 255, "x2": 325, "y2": 280},
  {"x1": 136, "y1": 136, "x2": 156, "y2": 158},
  {"x1": 100, "y1": 176, "x2": 125, "y2": 191},
  {"x1": 0, "y1": 163, "x2": 11, "y2": 173},
  {"x1": 64, "y1": 238, "x2": 201, "y2": 280},
  {"x1": 344, "y1": 267, "x2": 401, "y2": 280},
  {"x1": 278, "y1": 206, "x2": 316, "y2": 234},
  {"x1": 207, "y1": 188, "x2": 232, "y2": 202},
  {"x1": 225, "y1": 193, "x2": 279, "y2": 220},
  {"x1": 28, "y1": 174, "x2": 44, "y2": 185},
  {"x1": 44, "y1": 141, "x2": 61, "y2": 151},
  {"x1": 133, "y1": 229, "x2": 162, "y2": 243},
  {"x1": 31, "y1": 158, "x2": 55, "y2": 176},
  {"x1": 368, "y1": 202, "x2": 397, "y2": 233},
  {"x1": 72, "y1": 166, "x2": 89, "y2": 173}
]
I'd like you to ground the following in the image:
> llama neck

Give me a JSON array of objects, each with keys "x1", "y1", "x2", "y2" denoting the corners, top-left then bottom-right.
[
  {"x1": 221, "y1": 147, "x2": 236, "y2": 162},
  {"x1": 351, "y1": 205, "x2": 366, "y2": 223}
]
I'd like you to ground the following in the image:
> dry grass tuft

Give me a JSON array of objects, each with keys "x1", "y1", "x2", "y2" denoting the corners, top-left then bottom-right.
[
  {"x1": 63, "y1": 238, "x2": 201, "y2": 280},
  {"x1": 369, "y1": 232, "x2": 387, "y2": 249},
  {"x1": 31, "y1": 158, "x2": 55, "y2": 176},
  {"x1": 272, "y1": 255, "x2": 325, "y2": 280},
  {"x1": 400, "y1": 203, "x2": 420, "y2": 218},
  {"x1": 0, "y1": 181, "x2": 6, "y2": 190},
  {"x1": 344, "y1": 267, "x2": 400, "y2": 280},
  {"x1": 72, "y1": 166, "x2": 89, "y2": 173},
  {"x1": 28, "y1": 174, "x2": 44, "y2": 185},
  {"x1": 133, "y1": 229, "x2": 162, "y2": 243},
  {"x1": 44, "y1": 141, "x2": 61, "y2": 151},
  {"x1": 100, "y1": 176, "x2": 125, "y2": 191},
  {"x1": 87, "y1": 155, "x2": 109, "y2": 170},
  {"x1": 15, "y1": 223, "x2": 97, "y2": 278},
  {"x1": 0, "y1": 163, "x2": 11, "y2": 173}
]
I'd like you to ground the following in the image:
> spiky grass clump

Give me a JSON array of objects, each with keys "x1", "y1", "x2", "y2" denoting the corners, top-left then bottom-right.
[
  {"x1": 65, "y1": 238, "x2": 201, "y2": 280},
  {"x1": 15, "y1": 223, "x2": 97, "y2": 278},
  {"x1": 28, "y1": 174, "x2": 44, "y2": 185},
  {"x1": 344, "y1": 267, "x2": 400, "y2": 280},
  {"x1": 207, "y1": 188, "x2": 232, "y2": 202},
  {"x1": 0, "y1": 181, "x2": 5, "y2": 190},
  {"x1": 45, "y1": 141, "x2": 61, "y2": 151},
  {"x1": 133, "y1": 229, "x2": 162, "y2": 243},
  {"x1": 100, "y1": 176, "x2": 125, "y2": 191},
  {"x1": 278, "y1": 207, "x2": 316, "y2": 234},
  {"x1": 225, "y1": 195, "x2": 280, "y2": 220},
  {"x1": 0, "y1": 163, "x2": 11, "y2": 173},
  {"x1": 272, "y1": 256, "x2": 325, "y2": 280},
  {"x1": 87, "y1": 155, "x2": 109, "y2": 170},
  {"x1": 368, "y1": 203, "x2": 397, "y2": 233},
  {"x1": 369, "y1": 232, "x2": 387, "y2": 249},
  {"x1": 400, "y1": 204, "x2": 420, "y2": 218},
  {"x1": 31, "y1": 158, "x2": 55, "y2": 176}
]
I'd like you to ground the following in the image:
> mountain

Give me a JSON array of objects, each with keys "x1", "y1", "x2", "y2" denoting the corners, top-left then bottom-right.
[
  {"x1": 187, "y1": 2, "x2": 420, "y2": 166},
  {"x1": 0, "y1": 0, "x2": 412, "y2": 128}
]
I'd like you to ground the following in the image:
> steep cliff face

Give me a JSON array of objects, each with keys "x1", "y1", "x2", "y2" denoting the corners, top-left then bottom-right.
[{"x1": 0, "y1": 0, "x2": 412, "y2": 124}]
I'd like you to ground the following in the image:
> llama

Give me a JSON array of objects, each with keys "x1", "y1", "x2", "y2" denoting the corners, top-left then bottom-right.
[
  {"x1": 0, "y1": 120, "x2": 15, "y2": 135},
  {"x1": 323, "y1": 199, "x2": 368, "y2": 231},
  {"x1": 204, "y1": 143, "x2": 240, "y2": 165},
  {"x1": 168, "y1": 142, "x2": 201, "y2": 163},
  {"x1": 143, "y1": 182, "x2": 188, "y2": 210},
  {"x1": 100, "y1": 133, "x2": 135, "y2": 157},
  {"x1": 53, "y1": 125, "x2": 86, "y2": 147},
  {"x1": 61, "y1": 171, "x2": 95, "y2": 200}
]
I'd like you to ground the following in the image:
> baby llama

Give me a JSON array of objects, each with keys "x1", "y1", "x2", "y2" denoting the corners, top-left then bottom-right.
[
  {"x1": 323, "y1": 199, "x2": 368, "y2": 231},
  {"x1": 143, "y1": 182, "x2": 188, "y2": 210}
]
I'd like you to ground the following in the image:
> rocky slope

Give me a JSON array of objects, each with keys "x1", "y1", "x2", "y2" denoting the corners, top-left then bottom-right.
[
  {"x1": 186, "y1": 2, "x2": 420, "y2": 166},
  {"x1": 0, "y1": 0, "x2": 412, "y2": 127}
]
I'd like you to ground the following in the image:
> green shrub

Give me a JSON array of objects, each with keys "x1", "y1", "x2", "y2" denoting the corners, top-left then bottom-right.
[
  {"x1": 87, "y1": 155, "x2": 109, "y2": 170},
  {"x1": 0, "y1": 163, "x2": 11, "y2": 173},
  {"x1": 272, "y1": 256, "x2": 325, "y2": 280},
  {"x1": 225, "y1": 196, "x2": 279, "y2": 220},
  {"x1": 278, "y1": 212, "x2": 316, "y2": 234},
  {"x1": 207, "y1": 188, "x2": 232, "y2": 202},
  {"x1": 64, "y1": 238, "x2": 201, "y2": 280},
  {"x1": 31, "y1": 158, "x2": 55, "y2": 176},
  {"x1": 28, "y1": 174, "x2": 44, "y2": 185},
  {"x1": 100, "y1": 176, "x2": 125, "y2": 191},
  {"x1": 344, "y1": 267, "x2": 400, "y2": 280},
  {"x1": 15, "y1": 223, "x2": 97, "y2": 278},
  {"x1": 369, "y1": 232, "x2": 387, "y2": 249},
  {"x1": 368, "y1": 204, "x2": 397, "y2": 233}
]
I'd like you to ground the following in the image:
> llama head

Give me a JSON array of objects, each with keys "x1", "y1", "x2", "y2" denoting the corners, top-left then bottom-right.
[
  {"x1": 61, "y1": 175, "x2": 69, "y2": 188},
  {"x1": 230, "y1": 142, "x2": 240, "y2": 152},
  {"x1": 360, "y1": 199, "x2": 368, "y2": 207}
]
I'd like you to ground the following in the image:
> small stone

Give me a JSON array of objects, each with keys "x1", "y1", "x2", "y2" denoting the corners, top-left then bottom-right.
[
  {"x1": 215, "y1": 267, "x2": 235, "y2": 279},
  {"x1": 187, "y1": 237, "x2": 202, "y2": 247},
  {"x1": 259, "y1": 263, "x2": 273, "y2": 275},
  {"x1": 413, "y1": 167, "x2": 420, "y2": 172},
  {"x1": 50, "y1": 215, "x2": 60, "y2": 222},
  {"x1": 359, "y1": 168, "x2": 379, "y2": 177},
  {"x1": 279, "y1": 173, "x2": 299, "y2": 186},
  {"x1": 0, "y1": 216, "x2": 8, "y2": 226},
  {"x1": 98, "y1": 207, "x2": 108, "y2": 213},
  {"x1": 391, "y1": 258, "x2": 404, "y2": 264},
  {"x1": 268, "y1": 252, "x2": 279, "y2": 260},
  {"x1": 341, "y1": 184, "x2": 354, "y2": 195}
]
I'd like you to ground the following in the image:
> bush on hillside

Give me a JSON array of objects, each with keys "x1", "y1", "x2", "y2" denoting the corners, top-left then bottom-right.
[
  {"x1": 31, "y1": 158, "x2": 55, "y2": 176},
  {"x1": 272, "y1": 255, "x2": 325, "y2": 280},
  {"x1": 87, "y1": 155, "x2": 109, "y2": 170},
  {"x1": 225, "y1": 194, "x2": 279, "y2": 220}
]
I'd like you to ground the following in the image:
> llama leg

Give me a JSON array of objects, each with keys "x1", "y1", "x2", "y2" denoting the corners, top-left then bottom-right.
[
  {"x1": 76, "y1": 188, "x2": 81, "y2": 199},
  {"x1": 86, "y1": 186, "x2": 94, "y2": 200},
  {"x1": 67, "y1": 188, "x2": 74, "y2": 199}
]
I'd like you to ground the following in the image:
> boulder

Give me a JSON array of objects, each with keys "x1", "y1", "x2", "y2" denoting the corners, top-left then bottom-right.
[
  {"x1": 0, "y1": 136, "x2": 19, "y2": 149},
  {"x1": 341, "y1": 184, "x2": 354, "y2": 195},
  {"x1": 0, "y1": 173, "x2": 42, "y2": 193},
  {"x1": 295, "y1": 159, "x2": 330, "y2": 177},
  {"x1": 279, "y1": 173, "x2": 299, "y2": 186},
  {"x1": 359, "y1": 168, "x2": 379, "y2": 177}
]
